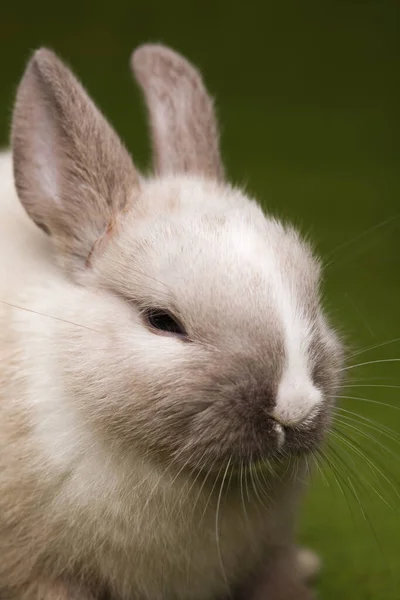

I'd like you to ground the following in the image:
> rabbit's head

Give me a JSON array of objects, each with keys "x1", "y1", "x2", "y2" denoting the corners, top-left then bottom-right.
[{"x1": 11, "y1": 46, "x2": 343, "y2": 474}]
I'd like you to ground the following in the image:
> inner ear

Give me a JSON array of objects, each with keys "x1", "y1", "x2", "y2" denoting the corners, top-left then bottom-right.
[{"x1": 131, "y1": 44, "x2": 224, "y2": 181}]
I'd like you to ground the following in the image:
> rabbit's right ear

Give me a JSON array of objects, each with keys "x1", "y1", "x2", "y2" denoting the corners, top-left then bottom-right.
[
  {"x1": 131, "y1": 45, "x2": 224, "y2": 181},
  {"x1": 12, "y1": 49, "x2": 140, "y2": 275}
]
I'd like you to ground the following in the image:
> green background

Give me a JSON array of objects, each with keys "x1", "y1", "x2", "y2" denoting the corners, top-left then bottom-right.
[{"x1": 1, "y1": 1, "x2": 399, "y2": 598}]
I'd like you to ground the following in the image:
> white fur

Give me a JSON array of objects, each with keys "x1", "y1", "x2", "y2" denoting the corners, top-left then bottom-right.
[{"x1": 0, "y1": 151, "x2": 57, "y2": 292}]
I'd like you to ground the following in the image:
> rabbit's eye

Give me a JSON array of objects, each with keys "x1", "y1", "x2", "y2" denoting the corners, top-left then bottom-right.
[{"x1": 144, "y1": 309, "x2": 187, "y2": 338}]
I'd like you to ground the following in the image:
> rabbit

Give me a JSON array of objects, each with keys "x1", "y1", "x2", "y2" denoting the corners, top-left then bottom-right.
[{"x1": 0, "y1": 44, "x2": 343, "y2": 600}]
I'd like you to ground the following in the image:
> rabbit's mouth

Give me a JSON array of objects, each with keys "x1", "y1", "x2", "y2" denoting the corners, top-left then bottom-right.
[{"x1": 167, "y1": 409, "x2": 330, "y2": 482}]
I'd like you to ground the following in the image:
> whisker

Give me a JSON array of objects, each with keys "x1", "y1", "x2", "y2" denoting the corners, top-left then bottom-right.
[
  {"x1": 247, "y1": 462, "x2": 267, "y2": 509},
  {"x1": 346, "y1": 473, "x2": 367, "y2": 521},
  {"x1": 326, "y1": 441, "x2": 387, "y2": 522},
  {"x1": 333, "y1": 422, "x2": 400, "y2": 504},
  {"x1": 252, "y1": 463, "x2": 271, "y2": 505},
  {"x1": 333, "y1": 419, "x2": 400, "y2": 482},
  {"x1": 239, "y1": 460, "x2": 252, "y2": 529},
  {"x1": 347, "y1": 338, "x2": 400, "y2": 360},
  {"x1": 328, "y1": 439, "x2": 389, "y2": 556},
  {"x1": 0, "y1": 299, "x2": 100, "y2": 333},
  {"x1": 325, "y1": 213, "x2": 400, "y2": 265},
  {"x1": 333, "y1": 408, "x2": 400, "y2": 446},
  {"x1": 182, "y1": 450, "x2": 214, "y2": 511},
  {"x1": 330, "y1": 430, "x2": 400, "y2": 502},
  {"x1": 215, "y1": 457, "x2": 231, "y2": 590},
  {"x1": 199, "y1": 462, "x2": 225, "y2": 527},
  {"x1": 243, "y1": 460, "x2": 251, "y2": 503},
  {"x1": 346, "y1": 384, "x2": 400, "y2": 390},
  {"x1": 325, "y1": 213, "x2": 400, "y2": 271},
  {"x1": 317, "y1": 447, "x2": 357, "y2": 519},
  {"x1": 237, "y1": 460, "x2": 261, "y2": 557},
  {"x1": 335, "y1": 394, "x2": 400, "y2": 412},
  {"x1": 257, "y1": 460, "x2": 275, "y2": 500},
  {"x1": 293, "y1": 453, "x2": 301, "y2": 482},
  {"x1": 342, "y1": 358, "x2": 400, "y2": 372},
  {"x1": 344, "y1": 376, "x2": 400, "y2": 386},
  {"x1": 192, "y1": 456, "x2": 219, "y2": 521},
  {"x1": 344, "y1": 293, "x2": 375, "y2": 338},
  {"x1": 311, "y1": 452, "x2": 330, "y2": 488}
]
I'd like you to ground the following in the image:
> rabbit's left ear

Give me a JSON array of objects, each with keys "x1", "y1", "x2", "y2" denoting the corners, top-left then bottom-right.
[{"x1": 131, "y1": 44, "x2": 224, "y2": 181}]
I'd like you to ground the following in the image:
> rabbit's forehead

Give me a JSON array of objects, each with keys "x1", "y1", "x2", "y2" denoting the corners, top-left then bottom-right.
[
  {"x1": 129, "y1": 176, "x2": 319, "y2": 290},
  {"x1": 108, "y1": 206, "x2": 320, "y2": 335},
  {"x1": 130, "y1": 214, "x2": 318, "y2": 303},
  {"x1": 101, "y1": 176, "x2": 321, "y2": 336}
]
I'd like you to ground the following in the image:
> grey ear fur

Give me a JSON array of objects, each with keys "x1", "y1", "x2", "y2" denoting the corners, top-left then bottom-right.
[
  {"x1": 11, "y1": 48, "x2": 140, "y2": 274},
  {"x1": 131, "y1": 44, "x2": 224, "y2": 181}
]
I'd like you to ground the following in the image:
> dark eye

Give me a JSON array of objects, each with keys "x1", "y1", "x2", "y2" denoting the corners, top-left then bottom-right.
[{"x1": 143, "y1": 309, "x2": 187, "y2": 338}]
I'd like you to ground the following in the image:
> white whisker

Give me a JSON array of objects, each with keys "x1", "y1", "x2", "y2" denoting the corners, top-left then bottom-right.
[
  {"x1": 0, "y1": 299, "x2": 100, "y2": 333},
  {"x1": 335, "y1": 394, "x2": 400, "y2": 412},
  {"x1": 215, "y1": 457, "x2": 231, "y2": 590},
  {"x1": 347, "y1": 338, "x2": 400, "y2": 360},
  {"x1": 342, "y1": 358, "x2": 400, "y2": 372}
]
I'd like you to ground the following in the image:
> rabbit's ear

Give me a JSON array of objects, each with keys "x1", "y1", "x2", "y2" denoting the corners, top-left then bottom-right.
[
  {"x1": 12, "y1": 48, "x2": 140, "y2": 274},
  {"x1": 131, "y1": 44, "x2": 224, "y2": 181}
]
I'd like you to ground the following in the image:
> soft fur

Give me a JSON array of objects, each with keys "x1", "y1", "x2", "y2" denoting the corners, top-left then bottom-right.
[{"x1": 0, "y1": 45, "x2": 343, "y2": 599}]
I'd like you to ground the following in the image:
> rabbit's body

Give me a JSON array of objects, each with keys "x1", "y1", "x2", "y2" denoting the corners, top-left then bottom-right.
[
  {"x1": 0, "y1": 45, "x2": 342, "y2": 599},
  {"x1": 0, "y1": 155, "x2": 301, "y2": 598},
  {"x1": 0, "y1": 151, "x2": 55, "y2": 289}
]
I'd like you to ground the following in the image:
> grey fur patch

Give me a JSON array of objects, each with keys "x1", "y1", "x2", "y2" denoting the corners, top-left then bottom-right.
[
  {"x1": 12, "y1": 48, "x2": 140, "y2": 276},
  {"x1": 132, "y1": 44, "x2": 224, "y2": 181}
]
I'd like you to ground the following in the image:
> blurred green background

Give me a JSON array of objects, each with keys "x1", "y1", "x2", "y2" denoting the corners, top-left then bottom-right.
[{"x1": 1, "y1": 1, "x2": 399, "y2": 598}]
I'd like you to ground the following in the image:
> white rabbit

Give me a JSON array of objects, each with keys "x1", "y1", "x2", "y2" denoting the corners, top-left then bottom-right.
[{"x1": 0, "y1": 45, "x2": 342, "y2": 599}]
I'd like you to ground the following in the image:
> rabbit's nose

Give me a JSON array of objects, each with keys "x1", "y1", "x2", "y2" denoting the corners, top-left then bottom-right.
[{"x1": 270, "y1": 372, "x2": 322, "y2": 428}]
